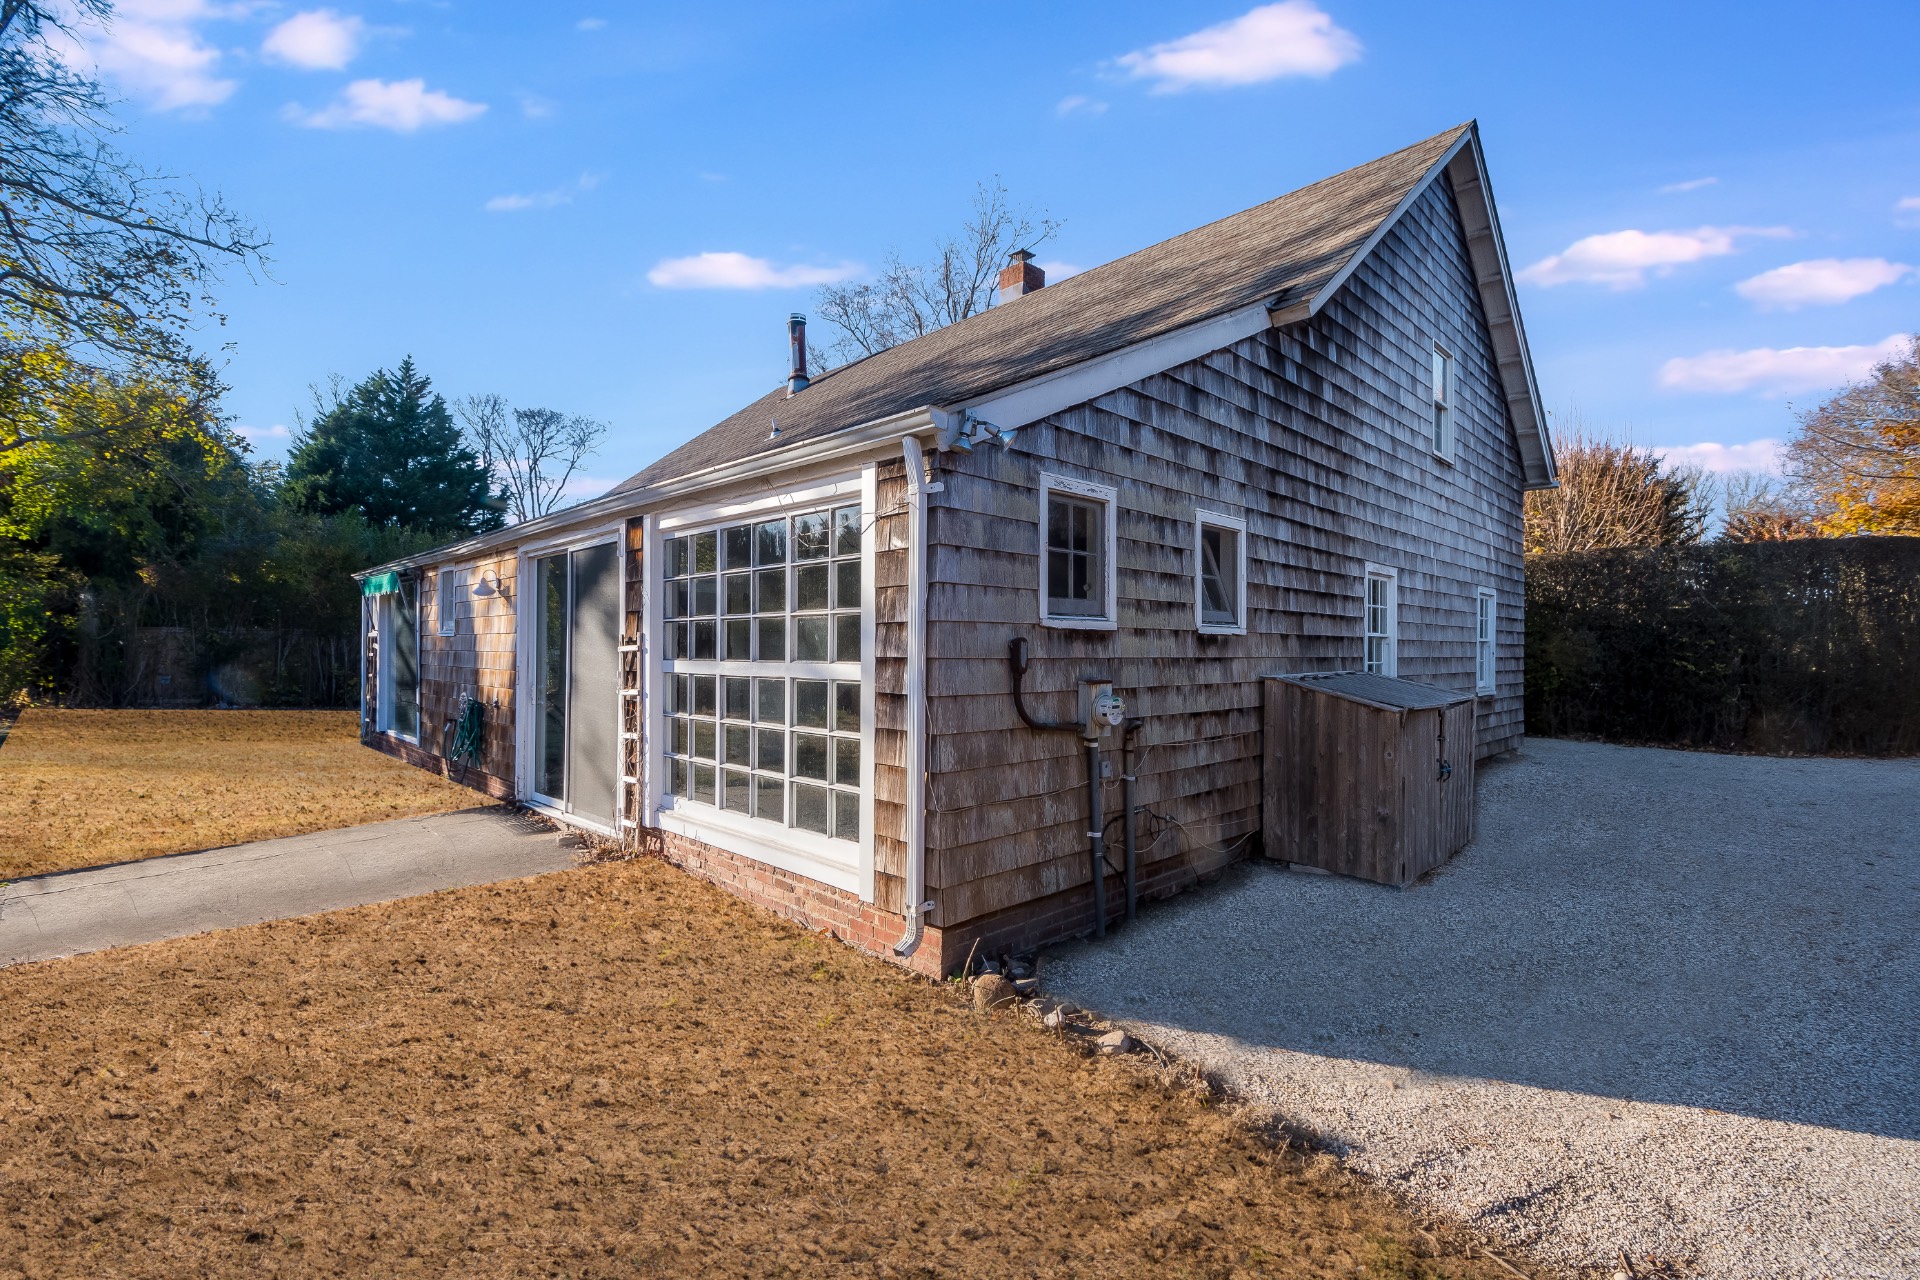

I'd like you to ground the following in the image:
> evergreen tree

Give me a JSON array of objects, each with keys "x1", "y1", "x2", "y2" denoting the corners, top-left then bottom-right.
[{"x1": 283, "y1": 358, "x2": 501, "y2": 536}]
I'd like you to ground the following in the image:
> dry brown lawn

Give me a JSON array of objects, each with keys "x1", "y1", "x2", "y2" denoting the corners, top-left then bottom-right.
[
  {"x1": 0, "y1": 855, "x2": 1546, "y2": 1280},
  {"x1": 0, "y1": 709, "x2": 491, "y2": 881}
]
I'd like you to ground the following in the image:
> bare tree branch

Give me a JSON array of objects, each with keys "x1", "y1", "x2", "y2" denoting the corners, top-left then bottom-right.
[{"x1": 454, "y1": 395, "x2": 608, "y2": 524}]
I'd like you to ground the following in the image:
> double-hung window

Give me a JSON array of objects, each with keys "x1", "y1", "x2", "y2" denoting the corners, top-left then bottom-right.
[
  {"x1": 1194, "y1": 511, "x2": 1247, "y2": 635},
  {"x1": 1364, "y1": 564, "x2": 1397, "y2": 677},
  {"x1": 660, "y1": 502, "x2": 865, "y2": 844},
  {"x1": 1431, "y1": 344, "x2": 1456, "y2": 461},
  {"x1": 1040, "y1": 473, "x2": 1117, "y2": 629},
  {"x1": 1475, "y1": 587, "x2": 1497, "y2": 694}
]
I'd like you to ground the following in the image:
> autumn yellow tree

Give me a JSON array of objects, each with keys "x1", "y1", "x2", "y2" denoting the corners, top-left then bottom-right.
[{"x1": 1783, "y1": 336, "x2": 1920, "y2": 535}]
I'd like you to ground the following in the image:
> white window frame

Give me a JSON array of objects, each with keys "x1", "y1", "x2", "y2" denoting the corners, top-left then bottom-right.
[
  {"x1": 1475, "y1": 586, "x2": 1497, "y2": 695},
  {"x1": 436, "y1": 564, "x2": 465, "y2": 636},
  {"x1": 1431, "y1": 343, "x2": 1456, "y2": 463},
  {"x1": 1038, "y1": 472, "x2": 1118, "y2": 631},
  {"x1": 646, "y1": 468, "x2": 877, "y2": 900},
  {"x1": 1363, "y1": 563, "x2": 1398, "y2": 677},
  {"x1": 1193, "y1": 510, "x2": 1248, "y2": 636}
]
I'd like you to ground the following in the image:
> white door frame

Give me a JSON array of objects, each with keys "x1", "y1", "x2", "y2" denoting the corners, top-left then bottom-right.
[{"x1": 514, "y1": 520, "x2": 625, "y2": 835}]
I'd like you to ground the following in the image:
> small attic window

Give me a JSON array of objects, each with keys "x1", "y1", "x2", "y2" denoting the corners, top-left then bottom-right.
[{"x1": 1431, "y1": 345, "x2": 1456, "y2": 462}]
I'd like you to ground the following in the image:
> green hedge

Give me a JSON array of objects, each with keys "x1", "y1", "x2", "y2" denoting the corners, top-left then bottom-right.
[{"x1": 1526, "y1": 538, "x2": 1920, "y2": 755}]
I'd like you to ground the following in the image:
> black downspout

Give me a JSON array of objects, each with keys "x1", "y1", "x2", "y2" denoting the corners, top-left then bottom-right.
[
  {"x1": 1009, "y1": 638, "x2": 1108, "y2": 939},
  {"x1": 1120, "y1": 717, "x2": 1144, "y2": 925}
]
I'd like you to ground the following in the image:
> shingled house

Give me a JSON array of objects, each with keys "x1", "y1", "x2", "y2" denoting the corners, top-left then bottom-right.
[{"x1": 355, "y1": 122, "x2": 1554, "y2": 975}]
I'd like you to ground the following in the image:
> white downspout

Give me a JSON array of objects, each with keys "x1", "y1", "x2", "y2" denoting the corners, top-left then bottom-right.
[{"x1": 894, "y1": 436, "x2": 936, "y2": 958}]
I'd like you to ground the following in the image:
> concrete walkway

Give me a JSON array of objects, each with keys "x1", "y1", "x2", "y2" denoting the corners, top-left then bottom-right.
[{"x1": 0, "y1": 808, "x2": 577, "y2": 968}]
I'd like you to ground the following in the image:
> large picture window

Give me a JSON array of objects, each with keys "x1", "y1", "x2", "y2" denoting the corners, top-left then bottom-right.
[{"x1": 659, "y1": 502, "x2": 864, "y2": 843}]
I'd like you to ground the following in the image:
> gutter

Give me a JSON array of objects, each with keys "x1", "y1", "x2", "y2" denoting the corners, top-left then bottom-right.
[{"x1": 893, "y1": 435, "x2": 937, "y2": 958}]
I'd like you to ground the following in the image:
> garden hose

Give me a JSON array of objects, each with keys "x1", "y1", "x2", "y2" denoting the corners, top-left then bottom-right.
[{"x1": 449, "y1": 694, "x2": 486, "y2": 769}]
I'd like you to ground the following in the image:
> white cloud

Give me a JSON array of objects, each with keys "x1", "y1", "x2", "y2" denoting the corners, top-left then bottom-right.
[
  {"x1": 1896, "y1": 196, "x2": 1920, "y2": 230},
  {"x1": 78, "y1": 0, "x2": 238, "y2": 111},
  {"x1": 234, "y1": 423, "x2": 291, "y2": 442},
  {"x1": 1659, "y1": 176, "x2": 1719, "y2": 194},
  {"x1": 561, "y1": 473, "x2": 619, "y2": 502},
  {"x1": 1036, "y1": 260, "x2": 1082, "y2": 281},
  {"x1": 516, "y1": 92, "x2": 556, "y2": 119},
  {"x1": 575, "y1": 17, "x2": 607, "y2": 31},
  {"x1": 1055, "y1": 95, "x2": 1108, "y2": 117},
  {"x1": 1658, "y1": 333, "x2": 1910, "y2": 396},
  {"x1": 262, "y1": 9, "x2": 364, "y2": 70},
  {"x1": 1114, "y1": 1, "x2": 1361, "y2": 92},
  {"x1": 485, "y1": 171, "x2": 602, "y2": 213},
  {"x1": 1734, "y1": 258, "x2": 1912, "y2": 310},
  {"x1": 1653, "y1": 439, "x2": 1784, "y2": 474},
  {"x1": 1518, "y1": 225, "x2": 1792, "y2": 289},
  {"x1": 646, "y1": 252, "x2": 860, "y2": 290},
  {"x1": 287, "y1": 78, "x2": 487, "y2": 131}
]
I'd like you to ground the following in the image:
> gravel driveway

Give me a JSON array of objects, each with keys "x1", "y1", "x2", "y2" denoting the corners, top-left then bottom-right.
[{"x1": 1045, "y1": 737, "x2": 1920, "y2": 1279}]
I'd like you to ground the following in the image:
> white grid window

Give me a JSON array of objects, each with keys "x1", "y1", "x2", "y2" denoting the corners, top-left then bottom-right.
[
  {"x1": 660, "y1": 503, "x2": 863, "y2": 843},
  {"x1": 1194, "y1": 511, "x2": 1247, "y2": 634},
  {"x1": 437, "y1": 566, "x2": 465, "y2": 636},
  {"x1": 1475, "y1": 587, "x2": 1497, "y2": 694},
  {"x1": 1431, "y1": 345, "x2": 1455, "y2": 461},
  {"x1": 1364, "y1": 565, "x2": 1397, "y2": 677},
  {"x1": 1039, "y1": 473, "x2": 1118, "y2": 629}
]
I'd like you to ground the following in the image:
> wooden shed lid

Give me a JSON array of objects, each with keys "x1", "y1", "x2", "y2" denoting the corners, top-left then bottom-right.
[{"x1": 1268, "y1": 671, "x2": 1474, "y2": 712}]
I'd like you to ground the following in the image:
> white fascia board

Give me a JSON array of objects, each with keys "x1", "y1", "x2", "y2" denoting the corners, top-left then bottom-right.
[{"x1": 954, "y1": 302, "x2": 1275, "y2": 431}]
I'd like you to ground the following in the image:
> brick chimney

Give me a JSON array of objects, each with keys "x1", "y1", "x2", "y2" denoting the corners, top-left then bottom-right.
[{"x1": 998, "y1": 249, "x2": 1045, "y2": 299}]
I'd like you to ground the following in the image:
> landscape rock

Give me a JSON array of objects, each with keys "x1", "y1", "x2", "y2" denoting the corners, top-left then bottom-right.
[
  {"x1": 1095, "y1": 1030, "x2": 1132, "y2": 1055},
  {"x1": 970, "y1": 973, "x2": 1016, "y2": 1011}
]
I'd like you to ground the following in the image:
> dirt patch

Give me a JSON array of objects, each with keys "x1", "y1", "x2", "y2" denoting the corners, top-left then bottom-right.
[
  {"x1": 0, "y1": 856, "x2": 1543, "y2": 1279},
  {"x1": 0, "y1": 709, "x2": 491, "y2": 880}
]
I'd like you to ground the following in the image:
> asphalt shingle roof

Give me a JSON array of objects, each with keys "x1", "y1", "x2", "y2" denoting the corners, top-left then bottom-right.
[{"x1": 614, "y1": 124, "x2": 1470, "y2": 495}]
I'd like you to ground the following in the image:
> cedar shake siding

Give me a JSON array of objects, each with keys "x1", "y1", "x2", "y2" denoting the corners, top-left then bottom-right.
[{"x1": 918, "y1": 178, "x2": 1525, "y2": 935}]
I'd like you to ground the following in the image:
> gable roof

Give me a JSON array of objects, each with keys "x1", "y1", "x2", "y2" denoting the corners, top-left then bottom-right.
[{"x1": 615, "y1": 121, "x2": 1553, "y2": 497}]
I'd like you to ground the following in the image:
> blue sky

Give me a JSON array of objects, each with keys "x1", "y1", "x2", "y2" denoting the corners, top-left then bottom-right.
[{"x1": 78, "y1": 0, "x2": 1920, "y2": 495}]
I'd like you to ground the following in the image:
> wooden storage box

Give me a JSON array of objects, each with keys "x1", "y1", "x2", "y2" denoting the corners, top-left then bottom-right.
[{"x1": 1262, "y1": 672, "x2": 1476, "y2": 886}]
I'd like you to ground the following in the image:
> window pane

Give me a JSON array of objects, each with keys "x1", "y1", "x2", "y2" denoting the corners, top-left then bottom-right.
[
  {"x1": 794, "y1": 511, "x2": 829, "y2": 560},
  {"x1": 692, "y1": 675, "x2": 716, "y2": 716},
  {"x1": 755, "y1": 774, "x2": 784, "y2": 821},
  {"x1": 665, "y1": 622, "x2": 686, "y2": 660},
  {"x1": 834, "y1": 559, "x2": 861, "y2": 609},
  {"x1": 692, "y1": 575, "x2": 717, "y2": 617},
  {"x1": 669, "y1": 757, "x2": 688, "y2": 798},
  {"x1": 834, "y1": 737, "x2": 860, "y2": 786},
  {"x1": 723, "y1": 768, "x2": 751, "y2": 813},
  {"x1": 794, "y1": 680, "x2": 828, "y2": 728},
  {"x1": 794, "y1": 615, "x2": 829, "y2": 661},
  {"x1": 723, "y1": 618, "x2": 751, "y2": 660},
  {"x1": 725, "y1": 676, "x2": 752, "y2": 720},
  {"x1": 834, "y1": 613, "x2": 861, "y2": 662},
  {"x1": 666, "y1": 536, "x2": 689, "y2": 578},
  {"x1": 793, "y1": 783, "x2": 830, "y2": 834},
  {"x1": 724, "y1": 723, "x2": 751, "y2": 766},
  {"x1": 754, "y1": 519, "x2": 787, "y2": 566},
  {"x1": 691, "y1": 619, "x2": 717, "y2": 660},
  {"x1": 756, "y1": 727, "x2": 785, "y2": 771},
  {"x1": 795, "y1": 564, "x2": 829, "y2": 611},
  {"x1": 692, "y1": 719, "x2": 716, "y2": 760},
  {"x1": 794, "y1": 733, "x2": 828, "y2": 780},
  {"x1": 832, "y1": 791, "x2": 859, "y2": 843},
  {"x1": 666, "y1": 715, "x2": 684, "y2": 755},
  {"x1": 692, "y1": 531, "x2": 717, "y2": 574},
  {"x1": 1200, "y1": 525, "x2": 1237, "y2": 624},
  {"x1": 832, "y1": 681, "x2": 859, "y2": 732},
  {"x1": 755, "y1": 568, "x2": 786, "y2": 613},
  {"x1": 756, "y1": 678, "x2": 785, "y2": 724},
  {"x1": 692, "y1": 763, "x2": 716, "y2": 805},
  {"x1": 724, "y1": 572, "x2": 752, "y2": 615},
  {"x1": 723, "y1": 524, "x2": 752, "y2": 569},
  {"x1": 665, "y1": 579, "x2": 687, "y2": 620},
  {"x1": 833, "y1": 505, "x2": 861, "y2": 556},
  {"x1": 756, "y1": 616, "x2": 786, "y2": 661},
  {"x1": 665, "y1": 673, "x2": 683, "y2": 715}
]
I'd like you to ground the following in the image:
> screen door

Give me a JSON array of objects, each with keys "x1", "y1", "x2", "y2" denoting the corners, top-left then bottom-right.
[{"x1": 530, "y1": 541, "x2": 619, "y2": 827}]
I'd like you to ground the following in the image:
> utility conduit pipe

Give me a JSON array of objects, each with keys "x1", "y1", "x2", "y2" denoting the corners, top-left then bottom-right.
[{"x1": 1009, "y1": 637, "x2": 1110, "y2": 939}]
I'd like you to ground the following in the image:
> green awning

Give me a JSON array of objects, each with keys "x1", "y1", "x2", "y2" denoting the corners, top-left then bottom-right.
[{"x1": 361, "y1": 570, "x2": 401, "y2": 597}]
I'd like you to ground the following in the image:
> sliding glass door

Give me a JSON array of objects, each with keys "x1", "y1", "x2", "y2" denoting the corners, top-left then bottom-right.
[{"x1": 530, "y1": 541, "x2": 619, "y2": 828}]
